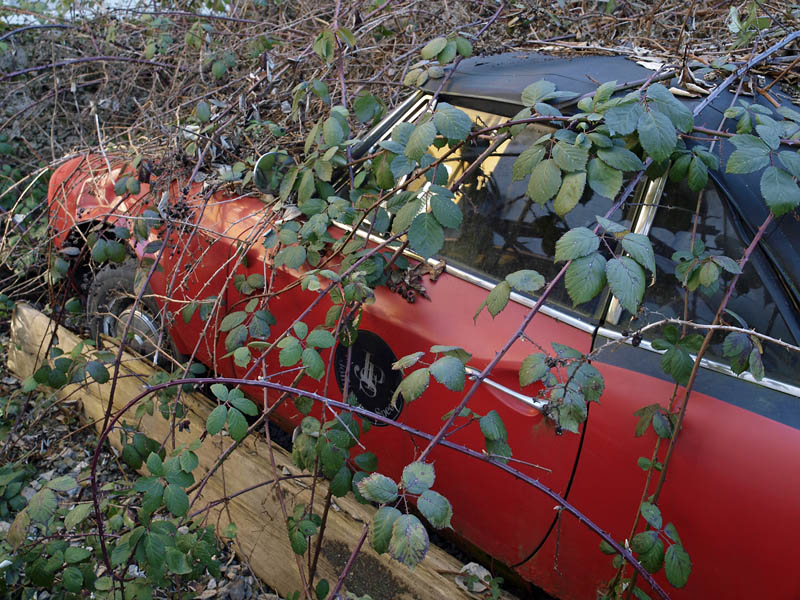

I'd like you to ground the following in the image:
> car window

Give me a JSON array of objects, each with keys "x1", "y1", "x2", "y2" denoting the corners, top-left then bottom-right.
[
  {"x1": 419, "y1": 106, "x2": 635, "y2": 318},
  {"x1": 619, "y1": 176, "x2": 800, "y2": 387}
]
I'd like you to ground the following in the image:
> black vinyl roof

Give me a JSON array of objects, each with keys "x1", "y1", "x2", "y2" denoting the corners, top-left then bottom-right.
[{"x1": 423, "y1": 52, "x2": 800, "y2": 304}]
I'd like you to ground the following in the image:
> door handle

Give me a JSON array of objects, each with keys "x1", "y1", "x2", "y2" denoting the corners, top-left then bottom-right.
[{"x1": 465, "y1": 366, "x2": 548, "y2": 412}]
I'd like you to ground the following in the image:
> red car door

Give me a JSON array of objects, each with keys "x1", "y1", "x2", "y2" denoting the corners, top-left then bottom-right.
[{"x1": 522, "y1": 176, "x2": 800, "y2": 599}]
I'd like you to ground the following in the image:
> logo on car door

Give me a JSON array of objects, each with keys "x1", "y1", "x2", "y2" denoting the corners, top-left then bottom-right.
[{"x1": 334, "y1": 330, "x2": 403, "y2": 424}]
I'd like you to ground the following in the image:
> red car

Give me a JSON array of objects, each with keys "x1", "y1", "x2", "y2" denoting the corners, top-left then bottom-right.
[{"x1": 48, "y1": 53, "x2": 800, "y2": 599}]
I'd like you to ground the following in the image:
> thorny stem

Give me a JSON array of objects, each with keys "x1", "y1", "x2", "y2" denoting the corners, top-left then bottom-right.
[{"x1": 328, "y1": 523, "x2": 370, "y2": 598}]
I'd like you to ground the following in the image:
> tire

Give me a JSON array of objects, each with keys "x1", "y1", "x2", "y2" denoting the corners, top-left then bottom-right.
[{"x1": 87, "y1": 259, "x2": 181, "y2": 368}]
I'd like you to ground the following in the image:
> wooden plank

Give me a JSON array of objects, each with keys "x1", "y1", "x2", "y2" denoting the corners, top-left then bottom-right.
[{"x1": 8, "y1": 304, "x2": 508, "y2": 600}]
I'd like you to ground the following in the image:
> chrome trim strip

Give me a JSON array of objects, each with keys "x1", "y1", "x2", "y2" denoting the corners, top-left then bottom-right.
[
  {"x1": 465, "y1": 366, "x2": 548, "y2": 411},
  {"x1": 334, "y1": 222, "x2": 597, "y2": 334},
  {"x1": 596, "y1": 326, "x2": 800, "y2": 397},
  {"x1": 607, "y1": 175, "x2": 667, "y2": 325}
]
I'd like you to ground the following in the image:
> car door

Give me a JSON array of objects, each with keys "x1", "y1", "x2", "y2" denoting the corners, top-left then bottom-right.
[{"x1": 531, "y1": 175, "x2": 800, "y2": 599}]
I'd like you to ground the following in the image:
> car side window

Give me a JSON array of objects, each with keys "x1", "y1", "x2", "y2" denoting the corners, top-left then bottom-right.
[
  {"x1": 627, "y1": 177, "x2": 800, "y2": 387},
  {"x1": 423, "y1": 106, "x2": 634, "y2": 318}
]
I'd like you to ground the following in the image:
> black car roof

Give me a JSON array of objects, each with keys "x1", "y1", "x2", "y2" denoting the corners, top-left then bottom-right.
[{"x1": 423, "y1": 52, "x2": 800, "y2": 304}]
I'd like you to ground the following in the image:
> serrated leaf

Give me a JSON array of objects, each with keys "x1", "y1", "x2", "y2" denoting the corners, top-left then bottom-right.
[
  {"x1": 163, "y1": 484, "x2": 189, "y2": 516},
  {"x1": 302, "y1": 347, "x2": 325, "y2": 380},
  {"x1": 389, "y1": 514, "x2": 429, "y2": 568},
  {"x1": 606, "y1": 257, "x2": 645, "y2": 314},
  {"x1": 433, "y1": 103, "x2": 472, "y2": 140},
  {"x1": 64, "y1": 503, "x2": 92, "y2": 530},
  {"x1": 357, "y1": 473, "x2": 398, "y2": 503},
  {"x1": 354, "y1": 452, "x2": 378, "y2": 472},
  {"x1": 597, "y1": 146, "x2": 644, "y2": 171},
  {"x1": 554, "y1": 171, "x2": 586, "y2": 216},
  {"x1": 512, "y1": 145, "x2": 546, "y2": 181},
  {"x1": 417, "y1": 490, "x2": 452, "y2": 528},
  {"x1": 554, "y1": 227, "x2": 599, "y2": 262},
  {"x1": 587, "y1": 157, "x2": 623, "y2": 199},
  {"x1": 227, "y1": 407, "x2": 249, "y2": 441},
  {"x1": 307, "y1": 328, "x2": 335, "y2": 348},
  {"x1": 473, "y1": 280, "x2": 511, "y2": 321},
  {"x1": 392, "y1": 198, "x2": 422, "y2": 234},
  {"x1": 330, "y1": 465, "x2": 352, "y2": 497},
  {"x1": 405, "y1": 121, "x2": 436, "y2": 162},
  {"x1": 505, "y1": 269, "x2": 545, "y2": 293},
  {"x1": 397, "y1": 368, "x2": 430, "y2": 403},
  {"x1": 520, "y1": 353, "x2": 548, "y2": 387},
  {"x1": 420, "y1": 37, "x2": 447, "y2": 60},
  {"x1": 207, "y1": 405, "x2": 227, "y2": 435},
  {"x1": 323, "y1": 116, "x2": 344, "y2": 147},
  {"x1": 408, "y1": 213, "x2": 444, "y2": 259},
  {"x1": 605, "y1": 101, "x2": 644, "y2": 136},
  {"x1": 62, "y1": 566, "x2": 83, "y2": 592},
  {"x1": 430, "y1": 194, "x2": 462, "y2": 229},
  {"x1": 233, "y1": 346, "x2": 251, "y2": 367},
  {"x1": 402, "y1": 462, "x2": 435, "y2": 494},
  {"x1": 393, "y1": 351, "x2": 424, "y2": 370},
  {"x1": 28, "y1": 488, "x2": 57, "y2": 523},
  {"x1": 664, "y1": 545, "x2": 692, "y2": 588},
  {"x1": 778, "y1": 150, "x2": 800, "y2": 179},
  {"x1": 86, "y1": 360, "x2": 109, "y2": 384},
  {"x1": 230, "y1": 395, "x2": 258, "y2": 416},
  {"x1": 637, "y1": 109, "x2": 676, "y2": 163},
  {"x1": 429, "y1": 356, "x2": 465, "y2": 391},
  {"x1": 552, "y1": 142, "x2": 588, "y2": 172},
  {"x1": 565, "y1": 252, "x2": 607, "y2": 305},
  {"x1": 687, "y1": 155, "x2": 708, "y2": 192},
  {"x1": 65, "y1": 546, "x2": 91, "y2": 564},
  {"x1": 480, "y1": 410, "x2": 507, "y2": 441},
  {"x1": 640, "y1": 501, "x2": 663, "y2": 529},
  {"x1": 371, "y1": 506, "x2": 402, "y2": 554},
  {"x1": 761, "y1": 166, "x2": 800, "y2": 217},
  {"x1": 46, "y1": 475, "x2": 77, "y2": 491},
  {"x1": 645, "y1": 84, "x2": 693, "y2": 133},
  {"x1": 596, "y1": 215, "x2": 626, "y2": 233},
  {"x1": 726, "y1": 134, "x2": 770, "y2": 174},
  {"x1": 527, "y1": 159, "x2": 561, "y2": 205},
  {"x1": 622, "y1": 233, "x2": 655, "y2": 272},
  {"x1": 276, "y1": 245, "x2": 307, "y2": 270},
  {"x1": 224, "y1": 324, "x2": 248, "y2": 353},
  {"x1": 521, "y1": 80, "x2": 556, "y2": 107}
]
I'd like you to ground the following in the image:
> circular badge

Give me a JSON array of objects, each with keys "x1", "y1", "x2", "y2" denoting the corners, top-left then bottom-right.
[{"x1": 334, "y1": 330, "x2": 403, "y2": 425}]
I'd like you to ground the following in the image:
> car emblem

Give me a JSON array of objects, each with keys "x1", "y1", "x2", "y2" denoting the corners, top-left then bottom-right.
[{"x1": 334, "y1": 330, "x2": 403, "y2": 424}]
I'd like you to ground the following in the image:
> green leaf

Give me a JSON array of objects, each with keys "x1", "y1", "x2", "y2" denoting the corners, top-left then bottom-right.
[
  {"x1": 637, "y1": 109, "x2": 676, "y2": 163},
  {"x1": 302, "y1": 347, "x2": 325, "y2": 380},
  {"x1": 86, "y1": 360, "x2": 110, "y2": 384},
  {"x1": 279, "y1": 337, "x2": 303, "y2": 366},
  {"x1": 760, "y1": 166, "x2": 800, "y2": 217},
  {"x1": 402, "y1": 462, "x2": 435, "y2": 494},
  {"x1": 405, "y1": 121, "x2": 436, "y2": 161},
  {"x1": 211, "y1": 60, "x2": 226, "y2": 79},
  {"x1": 521, "y1": 80, "x2": 556, "y2": 107},
  {"x1": 554, "y1": 227, "x2": 599, "y2": 262},
  {"x1": 473, "y1": 280, "x2": 511, "y2": 321},
  {"x1": 512, "y1": 145, "x2": 546, "y2": 181},
  {"x1": 553, "y1": 142, "x2": 589, "y2": 172},
  {"x1": 65, "y1": 546, "x2": 91, "y2": 564},
  {"x1": 420, "y1": 37, "x2": 447, "y2": 60},
  {"x1": 527, "y1": 159, "x2": 561, "y2": 205},
  {"x1": 554, "y1": 171, "x2": 586, "y2": 216},
  {"x1": 65, "y1": 503, "x2": 92, "y2": 530},
  {"x1": 417, "y1": 490, "x2": 453, "y2": 528},
  {"x1": 587, "y1": 157, "x2": 623, "y2": 199},
  {"x1": 604, "y1": 102, "x2": 644, "y2": 136},
  {"x1": 635, "y1": 532, "x2": 665, "y2": 573},
  {"x1": 164, "y1": 484, "x2": 189, "y2": 517},
  {"x1": 455, "y1": 36, "x2": 473, "y2": 57},
  {"x1": 329, "y1": 465, "x2": 352, "y2": 497},
  {"x1": 687, "y1": 156, "x2": 708, "y2": 192},
  {"x1": 606, "y1": 257, "x2": 645, "y2": 314},
  {"x1": 408, "y1": 213, "x2": 444, "y2": 259},
  {"x1": 430, "y1": 195, "x2": 462, "y2": 229},
  {"x1": 726, "y1": 134, "x2": 770, "y2": 174},
  {"x1": 207, "y1": 404, "x2": 227, "y2": 435},
  {"x1": 180, "y1": 450, "x2": 199, "y2": 472},
  {"x1": 433, "y1": 103, "x2": 472, "y2": 140},
  {"x1": 565, "y1": 252, "x2": 607, "y2": 305},
  {"x1": 397, "y1": 368, "x2": 430, "y2": 403},
  {"x1": 429, "y1": 356, "x2": 465, "y2": 392},
  {"x1": 166, "y1": 547, "x2": 193, "y2": 575},
  {"x1": 479, "y1": 410, "x2": 507, "y2": 441},
  {"x1": 664, "y1": 544, "x2": 691, "y2": 588},
  {"x1": 275, "y1": 245, "x2": 307, "y2": 270},
  {"x1": 640, "y1": 501, "x2": 663, "y2": 529},
  {"x1": 354, "y1": 452, "x2": 378, "y2": 472},
  {"x1": 505, "y1": 269, "x2": 545, "y2": 293},
  {"x1": 28, "y1": 488, "x2": 57, "y2": 523},
  {"x1": 622, "y1": 233, "x2": 655, "y2": 272},
  {"x1": 224, "y1": 324, "x2": 248, "y2": 353},
  {"x1": 645, "y1": 84, "x2": 693, "y2": 132},
  {"x1": 233, "y1": 346, "x2": 251, "y2": 368},
  {"x1": 778, "y1": 150, "x2": 800, "y2": 179},
  {"x1": 195, "y1": 100, "x2": 211, "y2": 123},
  {"x1": 371, "y1": 506, "x2": 402, "y2": 554},
  {"x1": 393, "y1": 351, "x2": 425, "y2": 370},
  {"x1": 63, "y1": 566, "x2": 83, "y2": 592},
  {"x1": 520, "y1": 353, "x2": 548, "y2": 387},
  {"x1": 392, "y1": 198, "x2": 422, "y2": 234},
  {"x1": 146, "y1": 452, "x2": 164, "y2": 476},
  {"x1": 230, "y1": 395, "x2": 258, "y2": 416},
  {"x1": 323, "y1": 116, "x2": 344, "y2": 146},
  {"x1": 46, "y1": 475, "x2": 78, "y2": 491},
  {"x1": 597, "y1": 146, "x2": 644, "y2": 171},
  {"x1": 389, "y1": 514, "x2": 429, "y2": 568},
  {"x1": 307, "y1": 328, "x2": 335, "y2": 348},
  {"x1": 227, "y1": 407, "x2": 249, "y2": 441},
  {"x1": 357, "y1": 473, "x2": 398, "y2": 503}
]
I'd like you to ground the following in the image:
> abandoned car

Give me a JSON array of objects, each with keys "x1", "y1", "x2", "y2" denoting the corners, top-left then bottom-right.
[{"x1": 48, "y1": 53, "x2": 800, "y2": 599}]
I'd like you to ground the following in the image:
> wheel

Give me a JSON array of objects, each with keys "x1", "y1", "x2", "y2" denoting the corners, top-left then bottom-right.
[{"x1": 87, "y1": 259, "x2": 180, "y2": 368}]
